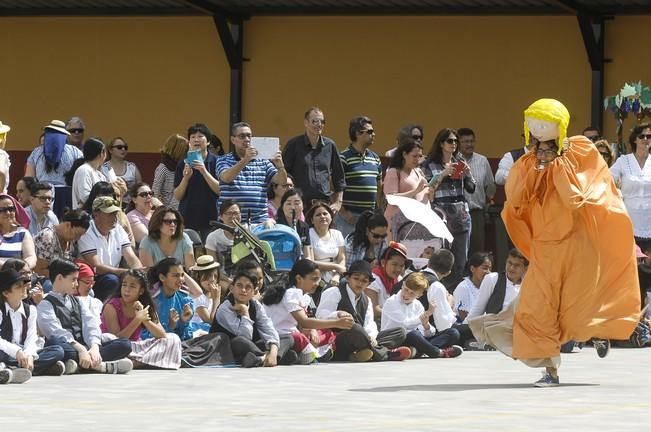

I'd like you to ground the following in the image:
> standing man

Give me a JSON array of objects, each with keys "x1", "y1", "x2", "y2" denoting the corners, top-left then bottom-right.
[
  {"x1": 336, "y1": 116, "x2": 382, "y2": 237},
  {"x1": 457, "y1": 128, "x2": 496, "y2": 255},
  {"x1": 173, "y1": 123, "x2": 221, "y2": 240},
  {"x1": 216, "y1": 122, "x2": 287, "y2": 225},
  {"x1": 65, "y1": 117, "x2": 86, "y2": 149},
  {"x1": 283, "y1": 107, "x2": 345, "y2": 212}
]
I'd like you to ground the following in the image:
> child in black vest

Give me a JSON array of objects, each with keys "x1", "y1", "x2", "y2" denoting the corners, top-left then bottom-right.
[
  {"x1": 316, "y1": 260, "x2": 411, "y2": 362},
  {"x1": 37, "y1": 258, "x2": 133, "y2": 374},
  {"x1": 212, "y1": 270, "x2": 294, "y2": 367},
  {"x1": 0, "y1": 269, "x2": 43, "y2": 384}
]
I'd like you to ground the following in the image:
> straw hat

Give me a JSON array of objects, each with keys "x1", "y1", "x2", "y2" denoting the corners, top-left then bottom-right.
[
  {"x1": 190, "y1": 255, "x2": 220, "y2": 272},
  {"x1": 43, "y1": 119, "x2": 70, "y2": 135},
  {"x1": 0, "y1": 121, "x2": 10, "y2": 134}
]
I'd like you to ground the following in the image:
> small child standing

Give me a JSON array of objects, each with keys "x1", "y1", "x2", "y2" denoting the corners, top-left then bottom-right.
[{"x1": 37, "y1": 258, "x2": 133, "y2": 374}]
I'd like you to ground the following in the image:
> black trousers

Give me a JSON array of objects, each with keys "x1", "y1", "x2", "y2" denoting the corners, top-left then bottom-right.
[
  {"x1": 230, "y1": 335, "x2": 294, "y2": 364},
  {"x1": 333, "y1": 324, "x2": 406, "y2": 361}
]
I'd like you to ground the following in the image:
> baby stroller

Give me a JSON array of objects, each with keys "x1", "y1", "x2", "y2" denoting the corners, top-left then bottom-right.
[
  {"x1": 252, "y1": 224, "x2": 303, "y2": 272},
  {"x1": 394, "y1": 206, "x2": 449, "y2": 267}
]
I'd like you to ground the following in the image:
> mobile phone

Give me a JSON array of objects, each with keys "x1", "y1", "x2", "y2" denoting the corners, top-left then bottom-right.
[
  {"x1": 450, "y1": 162, "x2": 465, "y2": 180},
  {"x1": 185, "y1": 150, "x2": 203, "y2": 165}
]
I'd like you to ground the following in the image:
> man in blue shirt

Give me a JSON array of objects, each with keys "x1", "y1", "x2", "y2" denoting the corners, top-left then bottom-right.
[{"x1": 216, "y1": 122, "x2": 287, "y2": 225}]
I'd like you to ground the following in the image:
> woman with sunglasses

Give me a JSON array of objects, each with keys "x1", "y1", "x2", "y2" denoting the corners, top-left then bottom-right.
[
  {"x1": 344, "y1": 210, "x2": 388, "y2": 270},
  {"x1": 267, "y1": 175, "x2": 295, "y2": 220},
  {"x1": 422, "y1": 128, "x2": 476, "y2": 285},
  {"x1": 126, "y1": 182, "x2": 155, "y2": 244},
  {"x1": 610, "y1": 122, "x2": 651, "y2": 243},
  {"x1": 139, "y1": 206, "x2": 195, "y2": 270},
  {"x1": 101, "y1": 137, "x2": 142, "y2": 204},
  {"x1": 0, "y1": 195, "x2": 36, "y2": 269}
]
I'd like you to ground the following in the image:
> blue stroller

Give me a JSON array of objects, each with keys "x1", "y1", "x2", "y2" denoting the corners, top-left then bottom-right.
[{"x1": 253, "y1": 224, "x2": 303, "y2": 271}]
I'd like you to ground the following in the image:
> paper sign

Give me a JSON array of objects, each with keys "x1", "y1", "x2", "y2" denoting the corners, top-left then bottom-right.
[{"x1": 251, "y1": 137, "x2": 280, "y2": 160}]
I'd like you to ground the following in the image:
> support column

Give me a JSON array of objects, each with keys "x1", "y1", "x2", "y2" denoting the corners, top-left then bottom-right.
[
  {"x1": 577, "y1": 13, "x2": 606, "y2": 131},
  {"x1": 214, "y1": 16, "x2": 244, "y2": 130}
]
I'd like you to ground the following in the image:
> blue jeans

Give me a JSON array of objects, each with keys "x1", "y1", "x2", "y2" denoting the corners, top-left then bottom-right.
[
  {"x1": 405, "y1": 328, "x2": 460, "y2": 358},
  {"x1": 94, "y1": 273, "x2": 120, "y2": 302},
  {"x1": 45, "y1": 337, "x2": 132, "y2": 365},
  {"x1": 0, "y1": 345, "x2": 64, "y2": 375}
]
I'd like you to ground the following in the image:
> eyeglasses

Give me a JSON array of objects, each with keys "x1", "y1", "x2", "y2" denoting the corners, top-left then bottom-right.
[
  {"x1": 586, "y1": 135, "x2": 600, "y2": 142},
  {"x1": 412, "y1": 134, "x2": 423, "y2": 141},
  {"x1": 224, "y1": 211, "x2": 241, "y2": 217},
  {"x1": 35, "y1": 195, "x2": 54, "y2": 202},
  {"x1": 444, "y1": 138, "x2": 458, "y2": 144},
  {"x1": 137, "y1": 191, "x2": 152, "y2": 198},
  {"x1": 370, "y1": 232, "x2": 388, "y2": 239},
  {"x1": 68, "y1": 128, "x2": 84, "y2": 134},
  {"x1": 360, "y1": 129, "x2": 375, "y2": 135},
  {"x1": 112, "y1": 145, "x2": 128, "y2": 151},
  {"x1": 599, "y1": 152, "x2": 611, "y2": 158},
  {"x1": 536, "y1": 149, "x2": 557, "y2": 157},
  {"x1": 162, "y1": 219, "x2": 178, "y2": 225},
  {"x1": 310, "y1": 119, "x2": 326, "y2": 126},
  {"x1": 637, "y1": 134, "x2": 651, "y2": 140},
  {"x1": 0, "y1": 206, "x2": 16, "y2": 214}
]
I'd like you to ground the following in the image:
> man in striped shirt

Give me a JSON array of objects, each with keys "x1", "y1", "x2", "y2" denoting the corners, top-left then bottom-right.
[
  {"x1": 216, "y1": 122, "x2": 288, "y2": 225},
  {"x1": 336, "y1": 116, "x2": 382, "y2": 237},
  {"x1": 457, "y1": 128, "x2": 496, "y2": 256}
]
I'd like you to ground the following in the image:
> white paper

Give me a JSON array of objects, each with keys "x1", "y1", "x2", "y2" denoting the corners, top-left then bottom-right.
[
  {"x1": 251, "y1": 137, "x2": 280, "y2": 160},
  {"x1": 385, "y1": 194, "x2": 454, "y2": 243}
]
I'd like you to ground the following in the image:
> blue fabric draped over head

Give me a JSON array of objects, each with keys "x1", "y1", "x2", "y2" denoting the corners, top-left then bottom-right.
[{"x1": 43, "y1": 130, "x2": 67, "y2": 171}]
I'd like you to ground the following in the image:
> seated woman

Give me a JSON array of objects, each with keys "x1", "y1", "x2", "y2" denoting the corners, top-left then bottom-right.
[
  {"x1": 25, "y1": 120, "x2": 83, "y2": 186},
  {"x1": 306, "y1": 201, "x2": 346, "y2": 290},
  {"x1": 71, "y1": 138, "x2": 109, "y2": 208},
  {"x1": 139, "y1": 207, "x2": 195, "y2": 269},
  {"x1": 453, "y1": 251, "x2": 492, "y2": 323},
  {"x1": 344, "y1": 211, "x2": 388, "y2": 270},
  {"x1": 126, "y1": 182, "x2": 154, "y2": 245},
  {"x1": 367, "y1": 242, "x2": 411, "y2": 321},
  {"x1": 275, "y1": 188, "x2": 313, "y2": 260},
  {"x1": 33, "y1": 208, "x2": 91, "y2": 278},
  {"x1": 267, "y1": 175, "x2": 295, "y2": 220},
  {"x1": 0, "y1": 194, "x2": 36, "y2": 269},
  {"x1": 83, "y1": 181, "x2": 134, "y2": 245},
  {"x1": 205, "y1": 199, "x2": 246, "y2": 276},
  {"x1": 101, "y1": 137, "x2": 142, "y2": 204},
  {"x1": 101, "y1": 269, "x2": 182, "y2": 369}
]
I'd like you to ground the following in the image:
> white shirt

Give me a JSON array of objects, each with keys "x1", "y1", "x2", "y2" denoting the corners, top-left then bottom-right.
[
  {"x1": 205, "y1": 229, "x2": 234, "y2": 254},
  {"x1": 71, "y1": 163, "x2": 107, "y2": 208},
  {"x1": 463, "y1": 152, "x2": 496, "y2": 210},
  {"x1": 37, "y1": 291, "x2": 102, "y2": 347},
  {"x1": 191, "y1": 294, "x2": 212, "y2": 326},
  {"x1": 610, "y1": 153, "x2": 651, "y2": 238},
  {"x1": 316, "y1": 284, "x2": 378, "y2": 339},
  {"x1": 263, "y1": 287, "x2": 310, "y2": 336},
  {"x1": 78, "y1": 220, "x2": 131, "y2": 267},
  {"x1": 380, "y1": 291, "x2": 431, "y2": 336},
  {"x1": 467, "y1": 272, "x2": 521, "y2": 320},
  {"x1": 0, "y1": 302, "x2": 39, "y2": 358},
  {"x1": 0, "y1": 148, "x2": 10, "y2": 194},
  {"x1": 453, "y1": 277, "x2": 481, "y2": 322},
  {"x1": 366, "y1": 276, "x2": 398, "y2": 309},
  {"x1": 495, "y1": 151, "x2": 515, "y2": 186},
  {"x1": 425, "y1": 268, "x2": 457, "y2": 331},
  {"x1": 309, "y1": 227, "x2": 345, "y2": 282}
]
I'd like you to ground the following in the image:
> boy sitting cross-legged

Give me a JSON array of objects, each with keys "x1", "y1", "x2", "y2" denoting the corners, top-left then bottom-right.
[{"x1": 37, "y1": 258, "x2": 133, "y2": 374}]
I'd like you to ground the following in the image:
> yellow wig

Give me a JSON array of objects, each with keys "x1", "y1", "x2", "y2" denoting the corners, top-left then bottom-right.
[{"x1": 523, "y1": 98, "x2": 570, "y2": 154}]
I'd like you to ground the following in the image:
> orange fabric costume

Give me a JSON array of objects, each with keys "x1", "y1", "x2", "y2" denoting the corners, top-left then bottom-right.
[{"x1": 503, "y1": 135, "x2": 640, "y2": 360}]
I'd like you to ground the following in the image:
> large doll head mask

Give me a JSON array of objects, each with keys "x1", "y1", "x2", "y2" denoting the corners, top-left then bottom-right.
[{"x1": 523, "y1": 99, "x2": 570, "y2": 154}]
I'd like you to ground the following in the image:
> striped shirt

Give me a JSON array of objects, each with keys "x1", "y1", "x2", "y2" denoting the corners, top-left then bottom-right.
[
  {"x1": 462, "y1": 152, "x2": 496, "y2": 210},
  {"x1": 215, "y1": 153, "x2": 277, "y2": 224},
  {"x1": 339, "y1": 145, "x2": 382, "y2": 213},
  {"x1": 0, "y1": 228, "x2": 27, "y2": 260}
]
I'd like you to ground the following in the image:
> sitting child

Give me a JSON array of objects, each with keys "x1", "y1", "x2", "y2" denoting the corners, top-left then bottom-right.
[
  {"x1": 37, "y1": 258, "x2": 133, "y2": 374},
  {"x1": 316, "y1": 260, "x2": 411, "y2": 362},
  {"x1": 101, "y1": 269, "x2": 182, "y2": 369},
  {"x1": 367, "y1": 242, "x2": 411, "y2": 322},
  {"x1": 1, "y1": 268, "x2": 62, "y2": 384},
  {"x1": 381, "y1": 271, "x2": 461, "y2": 358},
  {"x1": 189, "y1": 255, "x2": 222, "y2": 337},
  {"x1": 212, "y1": 270, "x2": 293, "y2": 367},
  {"x1": 262, "y1": 259, "x2": 353, "y2": 364}
]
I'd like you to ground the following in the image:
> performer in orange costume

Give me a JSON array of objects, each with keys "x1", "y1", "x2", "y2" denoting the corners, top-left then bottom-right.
[{"x1": 470, "y1": 98, "x2": 640, "y2": 387}]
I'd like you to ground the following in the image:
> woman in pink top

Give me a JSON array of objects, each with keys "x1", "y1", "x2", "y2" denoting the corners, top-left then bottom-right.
[
  {"x1": 101, "y1": 269, "x2": 182, "y2": 369},
  {"x1": 383, "y1": 138, "x2": 434, "y2": 240},
  {"x1": 126, "y1": 182, "x2": 154, "y2": 244}
]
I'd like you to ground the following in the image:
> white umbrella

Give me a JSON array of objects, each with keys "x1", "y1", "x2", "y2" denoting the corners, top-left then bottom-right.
[{"x1": 386, "y1": 194, "x2": 453, "y2": 243}]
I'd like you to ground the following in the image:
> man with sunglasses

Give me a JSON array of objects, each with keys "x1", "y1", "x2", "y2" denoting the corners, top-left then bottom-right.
[
  {"x1": 78, "y1": 197, "x2": 143, "y2": 301},
  {"x1": 25, "y1": 182, "x2": 59, "y2": 237},
  {"x1": 65, "y1": 116, "x2": 86, "y2": 149},
  {"x1": 336, "y1": 116, "x2": 383, "y2": 237},
  {"x1": 283, "y1": 107, "x2": 346, "y2": 212}
]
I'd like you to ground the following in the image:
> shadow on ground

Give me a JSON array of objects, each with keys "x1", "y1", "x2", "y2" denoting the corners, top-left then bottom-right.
[{"x1": 350, "y1": 383, "x2": 598, "y2": 392}]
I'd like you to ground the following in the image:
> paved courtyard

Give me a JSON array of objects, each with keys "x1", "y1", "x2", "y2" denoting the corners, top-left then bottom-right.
[{"x1": 1, "y1": 347, "x2": 648, "y2": 431}]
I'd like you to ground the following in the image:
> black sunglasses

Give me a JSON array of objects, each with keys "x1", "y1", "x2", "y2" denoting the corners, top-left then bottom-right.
[
  {"x1": 444, "y1": 138, "x2": 458, "y2": 144},
  {"x1": 360, "y1": 129, "x2": 375, "y2": 135},
  {"x1": 412, "y1": 134, "x2": 423, "y2": 140},
  {"x1": 638, "y1": 134, "x2": 651, "y2": 140},
  {"x1": 112, "y1": 145, "x2": 129, "y2": 151},
  {"x1": 0, "y1": 206, "x2": 16, "y2": 213},
  {"x1": 137, "y1": 191, "x2": 152, "y2": 198},
  {"x1": 370, "y1": 232, "x2": 388, "y2": 239},
  {"x1": 68, "y1": 128, "x2": 84, "y2": 134}
]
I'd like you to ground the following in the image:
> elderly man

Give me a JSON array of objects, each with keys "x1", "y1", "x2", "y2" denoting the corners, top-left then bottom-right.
[
  {"x1": 25, "y1": 182, "x2": 59, "y2": 237},
  {"x1": 283, "y1": 107, "x2": 345, "y2": 212},
  {"x1": 78, "y1": 197, "x2": 142, "y2": 301},
  {"x1": 216, "y1": 122, "x2": 287, "y2": 225},
  {"x1": 65, "y1": 116, "x2": 86, "y2": 149}
]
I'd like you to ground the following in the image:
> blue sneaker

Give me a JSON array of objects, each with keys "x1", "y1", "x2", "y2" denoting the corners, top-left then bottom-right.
[{"x1": 533, "y1": 372, "x2": 560, "y2": 388}]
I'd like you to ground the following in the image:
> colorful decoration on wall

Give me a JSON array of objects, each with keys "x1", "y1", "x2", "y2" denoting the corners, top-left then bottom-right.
[{"x1": 604, "y1": 81, "x2": 651, "y2": 154}]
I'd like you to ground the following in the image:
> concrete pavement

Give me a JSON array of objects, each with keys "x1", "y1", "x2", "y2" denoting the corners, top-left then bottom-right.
[{"x1": 1, "y1": 347, "x2": 648, "y2": 431}]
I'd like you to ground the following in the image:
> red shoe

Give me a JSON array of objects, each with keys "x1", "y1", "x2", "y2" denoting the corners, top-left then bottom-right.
[
  {"x1": 439, "y1": 345, "x2": 463, "y2": 358},
  {"x1": 388, "y1": 346, "x2": 411, "y2": 361}
]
